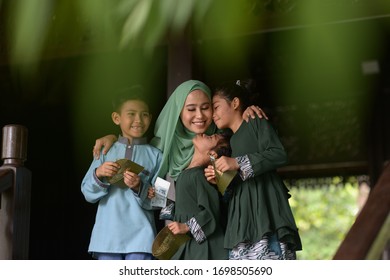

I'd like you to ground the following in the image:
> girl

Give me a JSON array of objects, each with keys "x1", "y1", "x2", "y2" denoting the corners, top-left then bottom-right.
[
  {"x1": 206, "y1": 79, "x2": 302, "y2": 260},
  {"x1": 165, "y1": 133, "x2": 232, "y2": 259}
]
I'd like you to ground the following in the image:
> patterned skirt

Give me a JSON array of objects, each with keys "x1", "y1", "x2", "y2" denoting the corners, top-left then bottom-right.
[{"x1": 229, "y1": 234, "x2": 296, "y2": 260}]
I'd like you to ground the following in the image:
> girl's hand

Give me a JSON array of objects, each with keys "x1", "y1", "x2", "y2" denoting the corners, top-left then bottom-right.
[
  {"x1": 95, "y1": 161, "x2": 120, "y2": 179},
  {"x1": 243, "y1": 105, "x2": 268, "y2": 122},
  {"x1": 168, "y1": 221, "x2": 189, "y2": 235},
  {"x1": 204, "y1": 165, "x2": 217, "y2": 184},
  {"x1": 93, "y1": 134, "x2": 117, "y2": 159},
  {"x1": 123, "y1": 170, "x2": 141, "y2": 192},
  {"x1": 215, "y1": 156, "x2": 239, "y2": 173}
]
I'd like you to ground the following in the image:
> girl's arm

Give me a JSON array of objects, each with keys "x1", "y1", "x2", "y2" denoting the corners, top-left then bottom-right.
[
  {"x1": 238, "y1": 120, "x2": 287, "y2": 180},
  {"x1": 215, "y1": 119, "x2": 287, "y2": 180}
]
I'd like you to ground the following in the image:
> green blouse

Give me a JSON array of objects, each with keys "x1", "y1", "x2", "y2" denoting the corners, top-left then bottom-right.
[
  {"x1": 172, "y1": 166, "x2": 228, "y2": 260},
  {"x1": 225, "y1": 116, "x2": 302, "y2": 251}
]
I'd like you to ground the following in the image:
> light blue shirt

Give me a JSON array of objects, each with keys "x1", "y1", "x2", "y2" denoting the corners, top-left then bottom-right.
[{"x1": 81, "y1": 136, "x2": 162, "y2": 255}]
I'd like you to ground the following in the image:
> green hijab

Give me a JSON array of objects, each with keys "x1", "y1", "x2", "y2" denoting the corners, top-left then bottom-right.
[{"x1": 150, "y1": 80, "x2": 217, "y2": 180}]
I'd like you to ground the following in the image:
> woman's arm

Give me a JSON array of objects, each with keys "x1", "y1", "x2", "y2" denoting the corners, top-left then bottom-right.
[
  {"x1": 242, "y1": 105, "x2": 268, "y2": 122},
  {"x1": 92, "y1": 134, "x2": 117, "y2": 159}
]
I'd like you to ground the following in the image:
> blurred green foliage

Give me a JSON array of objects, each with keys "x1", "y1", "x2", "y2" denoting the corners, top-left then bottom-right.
[
  {"x1": 4, "y1": 0, "x2": 214, "y2": 65},
  {"x1": 287, "y1": 177, "x2": 360, "y2": 259}
]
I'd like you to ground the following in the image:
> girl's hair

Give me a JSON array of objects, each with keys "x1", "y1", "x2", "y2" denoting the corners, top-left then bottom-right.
[
  {"x1": 214, "y1": 78, "x2": 260, "y2": 113},
  {"x1": 112, "y1": 85, "x2": 148, "y2": 113},
  {"x1": 212, "y1": 131, "x2": 232, "y2": 157}
]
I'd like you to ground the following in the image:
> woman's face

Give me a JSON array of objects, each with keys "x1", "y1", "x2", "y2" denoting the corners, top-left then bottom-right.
[{"x1": 180, "y1": 90, "x2": 213, "y2": 134}]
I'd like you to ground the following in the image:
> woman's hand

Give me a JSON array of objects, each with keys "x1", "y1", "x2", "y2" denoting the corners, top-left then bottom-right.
[
  {"x1": 95, "y1": 161, "x2": 120, "y2": 179},
  {"x1": 204, "y1": 165, "x2": 217, "y2": 184},
  {"x1": 93, "y1": 134, "x2": 118, "y2": 159},
  {"x1": 168, "y1": 221, "x2": 189, "y2": 235},
  {"x1": 123, "y1": 170, "x2": 141, "y2": 192},
  {"x1": 243, "y1": 105, "x2": 268, "y2": 122}
]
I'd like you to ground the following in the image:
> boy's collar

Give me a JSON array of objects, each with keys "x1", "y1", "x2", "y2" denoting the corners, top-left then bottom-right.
[{"x1": 118, "y1": 135, "x2": 147, "y2": 145}]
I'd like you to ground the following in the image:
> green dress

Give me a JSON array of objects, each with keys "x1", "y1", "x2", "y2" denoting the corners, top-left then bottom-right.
[
  {"x1": 171, "y1": 166, "x2": 228, "y2": 260},
  {"x1": 224, "y1": 116, "x2": 302, "y2": 252}
]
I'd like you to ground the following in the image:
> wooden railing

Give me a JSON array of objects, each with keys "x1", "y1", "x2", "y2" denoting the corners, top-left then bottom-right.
[
  {"x1": 0, "y1": 125, "x2": 31, "y2": 259},
  {"x1": 333, "y1": 162, "x2": 390, "y2": 259}
]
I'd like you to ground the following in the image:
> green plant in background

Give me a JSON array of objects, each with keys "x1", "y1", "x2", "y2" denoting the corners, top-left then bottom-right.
[{"x1": 286, "y1": 176, "x2": 360, "y2": 260}]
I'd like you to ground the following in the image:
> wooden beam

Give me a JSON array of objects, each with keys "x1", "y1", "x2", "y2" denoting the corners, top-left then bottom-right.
[
  {"x1": 278, "y1": 161, "x2": 369, "y2": 179},
  {"x1": 333, "y1": 162, "x2": 390, "y2": 259}
]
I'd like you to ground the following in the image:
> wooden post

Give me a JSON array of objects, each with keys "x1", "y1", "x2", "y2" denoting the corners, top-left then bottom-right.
[
  {"x1": 0, "y1": 124, "x2": 31, "y2": 260},
  {"x1": 167, "y1": 34, "x2": 193, "y2": 97},
  {"x1": 165, "y1": 34, "x2": 193, "y2": 203}
]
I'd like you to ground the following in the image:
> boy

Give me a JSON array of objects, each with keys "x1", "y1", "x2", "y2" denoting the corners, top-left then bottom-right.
[{"x1": 81, "y1": 86, "x2": 162, "y2": 260}]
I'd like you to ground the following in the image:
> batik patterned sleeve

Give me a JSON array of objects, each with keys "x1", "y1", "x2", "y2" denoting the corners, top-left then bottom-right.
[
  {"x1": 236, "y1": 155, "x2": 254, "y2": 181},
  {"x1": 186, "y1": 217, "x2": 206, "y2": 243}
]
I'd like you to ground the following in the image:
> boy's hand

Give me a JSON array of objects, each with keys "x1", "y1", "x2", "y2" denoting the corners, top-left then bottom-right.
[
  {"x1": 123, "y1": 169, "x2": 141, "y2": 192},
  {"x1": 95, "y1": 161, "x2": 120, "y2": 179}
]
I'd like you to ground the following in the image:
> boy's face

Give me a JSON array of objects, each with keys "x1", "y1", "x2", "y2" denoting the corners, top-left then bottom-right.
[{"x1": 112, "y1": 100, "x2": 152, "y2": 140}]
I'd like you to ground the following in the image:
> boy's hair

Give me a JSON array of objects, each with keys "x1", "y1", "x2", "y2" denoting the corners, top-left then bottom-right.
[{"x1": 112, "y1": 85, "x2": 149, "y2": 113}]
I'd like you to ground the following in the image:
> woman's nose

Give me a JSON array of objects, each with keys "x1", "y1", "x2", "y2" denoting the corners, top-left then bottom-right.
[{"x1": 195, "y1": 108, "x2": 204, "y2": 118}]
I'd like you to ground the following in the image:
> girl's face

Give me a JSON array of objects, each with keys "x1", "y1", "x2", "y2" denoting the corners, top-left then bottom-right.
[
  {"x1": 212, "y1": 94, "x2": 235, "y2": 130},
  {"x1": 180, "y1": 90, "x2": 213, "y2": 134},
  {"x1": 192, "y1": 133, "x2": 224, "y2": 154},
  {"x1": 112, "y1": 100, "x2": 152, "y2": 140}
]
